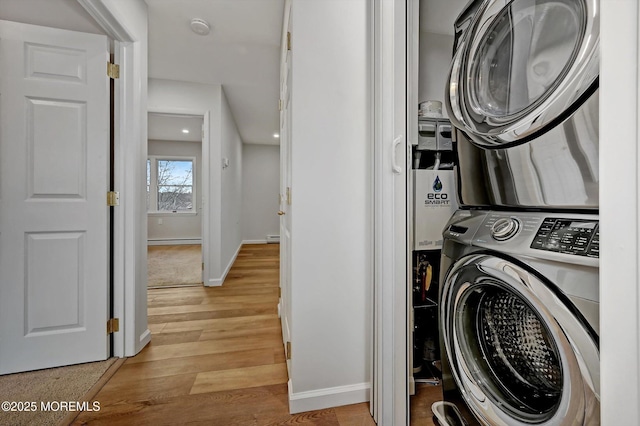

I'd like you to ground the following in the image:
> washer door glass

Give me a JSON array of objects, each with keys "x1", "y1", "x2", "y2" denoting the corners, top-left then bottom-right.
[
  {"x1": 440, "y1": 254, "x2": 600, "y2": 425},
  {"x1": 471, "y1": 0, "x2": 582, "y2": 117},
  {"x1": 447, "y1": 0, "x2": 599, "y2": 147},
  {"x1": 457, "y1": 282, "x2": 563, "y2": 421}
]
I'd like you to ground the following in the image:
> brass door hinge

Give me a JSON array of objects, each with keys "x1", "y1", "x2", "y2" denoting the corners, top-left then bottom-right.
[
  {"x1": 107, "y1": 191, "x2": 120, "y2": 206},
  {"x1": 278, "y1": 287, "x2": 282, "y2": 298},
  {"x1": 107, "y1": 62, "x2": 120, "y2": 79},
  {"x1": 202, "y1": 262, "x2": 205, "y2": 271},
  {"x1": 287, "y1": 32, "x2": 291, "y2": 51},
  {"x1": 286, "y1": 187, "x2": 291, "y2": 205},
  {"x1": 279, "y1": 99, "x2": 283, "y2": 111},
  {"x1": 107, "y1": 318, "x2": 120, "y2": 334},
  {"x1": 286, "y1": 341, "x2": 292, "y2": 360}
]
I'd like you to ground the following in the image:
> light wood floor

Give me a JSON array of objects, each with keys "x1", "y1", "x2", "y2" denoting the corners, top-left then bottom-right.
[{"x1": 73, "y1": 244, "x2": 376, "y2": 425}]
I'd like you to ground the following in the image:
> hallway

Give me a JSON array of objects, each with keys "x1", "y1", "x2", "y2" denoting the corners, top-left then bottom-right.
[{"x1": 73, "y1": 244, "x2": 374, "y2": 425}]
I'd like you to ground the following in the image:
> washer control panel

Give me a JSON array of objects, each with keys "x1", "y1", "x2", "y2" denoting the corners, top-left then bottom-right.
[{"x1": 531, "y1": 218, "x2": 599, "y2": 258}]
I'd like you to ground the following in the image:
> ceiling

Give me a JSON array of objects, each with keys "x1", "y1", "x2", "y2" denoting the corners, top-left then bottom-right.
[
  {"x1": 146, "y1": 0, "x2": 284, "y2": 146},
  {"x1": 148, "y1": 113, "x2": 203, "y2": 142},
  {"x1": 1, "y1": 0, "x2": 470, "y2": 147}
]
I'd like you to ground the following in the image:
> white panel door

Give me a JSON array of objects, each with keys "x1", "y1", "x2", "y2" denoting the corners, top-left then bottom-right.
[
  {"x1": 0, "y1": 20, "x2": 109, "y2": 374},
  {"x1": 279, "y1": 4, "x2": 293, "y2": 376}
]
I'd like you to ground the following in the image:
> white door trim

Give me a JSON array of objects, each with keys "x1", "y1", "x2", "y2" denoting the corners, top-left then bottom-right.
[
  {"x1": 78, "y1": 0, "x2": 149, "y2": 357},
  {"x1": 600, "y1": 1, "x2": 640, "y2": 424}
]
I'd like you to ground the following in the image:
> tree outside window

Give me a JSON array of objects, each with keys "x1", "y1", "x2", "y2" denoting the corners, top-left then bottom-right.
[{"x1": 147, "y1": 157, "x2": 196, "y2": 212}]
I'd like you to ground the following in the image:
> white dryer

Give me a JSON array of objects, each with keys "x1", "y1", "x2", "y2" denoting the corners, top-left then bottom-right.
[{"x1": 445, "y1": 0, "x2": 599, "y2": 210}]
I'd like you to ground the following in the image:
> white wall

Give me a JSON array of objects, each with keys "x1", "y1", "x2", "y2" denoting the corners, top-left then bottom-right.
[
  {"x1": 418, "y1": 31, "x2": 454, "y2": 117},
  {"x1": 288, "y1": 0, "x2": 372, "y2": 412},
  {"x1": 147, "y1": 139, "x2": 202, "y2": 242},
  {"x1": 242, "y1": 144, "x2": 280, "y2": 243},
  {"x1": 148, "y1": 79, "x2": 229, "y2": 284},
  {"x1": 220, "y1": 88, "x2": 244, "y2": 274}
]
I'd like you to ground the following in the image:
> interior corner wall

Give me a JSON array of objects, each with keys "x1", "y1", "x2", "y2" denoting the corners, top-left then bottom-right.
[
  {"x1": 219, "y1": 88, "x2": 244, "y2": 277},
  {"x1": 418, "y1": 31, "x2": 454, "y2": 117},
  {"x1": 148, "y1": 78, "x2": 223, "y2": 281},
  {"x1": 288, "y1": 0, "x2": 372, "y2": 412},
  {"x1": 242, "y1": 144, "x2": 280, "y2": 243}
]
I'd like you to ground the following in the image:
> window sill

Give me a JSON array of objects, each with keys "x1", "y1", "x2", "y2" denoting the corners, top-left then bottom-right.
[{"x1": 148, "y1": 211, "x2": 198, "y2": 217}]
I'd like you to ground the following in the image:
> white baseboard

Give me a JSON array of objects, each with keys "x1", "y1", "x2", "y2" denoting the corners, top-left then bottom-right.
[
  {"x1": 138, "y1": 328, "x2": 151, "y2": 352},
  {"x1": 205, "y1": 242, "x2": 242, "y2": 287},
  {"x1": 206, "y1": 278, "x2": 222, "y2": 287},
  {"x1": 147, "y1": 238, "x2": 202, "y2": 246},
  {"x1": 242, "y1": 239, "x2": 267, "y2": 245},
  {"x1": 288, "y1": 380, "x2": 370, "y2": 414}
]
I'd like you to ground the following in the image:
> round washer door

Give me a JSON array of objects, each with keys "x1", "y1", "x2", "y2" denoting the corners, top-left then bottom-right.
[
  {"x1": 440, "y1": 254, "x2": 599, "y2": 426},
  {"x1": 446, "y1": 0, "x2": 599, "y2": 147}
]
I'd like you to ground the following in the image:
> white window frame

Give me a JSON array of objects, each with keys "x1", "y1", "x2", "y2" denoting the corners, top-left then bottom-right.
[{"x1": 147, "y1": 155, "x2": 197, "y2": 216}]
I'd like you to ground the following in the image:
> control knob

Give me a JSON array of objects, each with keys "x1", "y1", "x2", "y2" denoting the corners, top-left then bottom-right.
[{"x1": 491, "y1": 217, "x2": 520, "y2": 241}]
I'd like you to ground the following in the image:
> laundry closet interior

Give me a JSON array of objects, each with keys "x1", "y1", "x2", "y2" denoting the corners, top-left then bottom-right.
[
  {"x1": 403, "y1": 0, "x2": 601, "y2": 424},
  {"x1": 405, "y1": 0, "x2": 467, "y2": 407}
]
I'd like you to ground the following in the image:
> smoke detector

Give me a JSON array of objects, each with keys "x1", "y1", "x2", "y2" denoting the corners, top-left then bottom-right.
[{"x1": 190, "y1": 18, "x2": 211, "y2": 36}]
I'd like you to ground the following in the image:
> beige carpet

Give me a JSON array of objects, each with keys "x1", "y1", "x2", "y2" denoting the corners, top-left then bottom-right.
[
  {"x1": 0, "y1": 358, "x2": 119, "y2": 426},
  {"x1": 147, "y1": 244, "x2": 202, "y2": 288}
]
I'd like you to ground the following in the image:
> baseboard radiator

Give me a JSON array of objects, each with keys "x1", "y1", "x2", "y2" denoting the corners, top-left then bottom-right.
[{"x1": 266, "y1": 234, "x2": 280, "y2": 244}]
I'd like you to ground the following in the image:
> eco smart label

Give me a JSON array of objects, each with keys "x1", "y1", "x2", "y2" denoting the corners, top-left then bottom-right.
[
  {"x1": 414, "y1": 170, "x2": 458, "y2": 250},
  {"x1": 424, "y1": 175, "x2": 451, "y2": 205}
]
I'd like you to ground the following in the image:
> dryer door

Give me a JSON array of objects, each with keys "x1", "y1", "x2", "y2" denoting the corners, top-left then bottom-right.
[
  {"x1": 440, "y1": 254, "x2": 599, "y2": 426},
  {"x1": 447, "y1": 0, "x2": 598, "y2": 147}
]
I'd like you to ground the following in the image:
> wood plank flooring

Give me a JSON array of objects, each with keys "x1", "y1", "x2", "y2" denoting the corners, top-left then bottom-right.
[{"x1": 73, "y1": 244, "x2": 376, "y2": 426}]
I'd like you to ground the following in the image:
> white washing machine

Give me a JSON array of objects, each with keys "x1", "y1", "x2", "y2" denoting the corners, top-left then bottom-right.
[
  {"x1": 438, "y1": 210, "x2": 599, "y2": 425},
  {"x1": 445, "y1": 0, "x2": 599, "y2": 210}
]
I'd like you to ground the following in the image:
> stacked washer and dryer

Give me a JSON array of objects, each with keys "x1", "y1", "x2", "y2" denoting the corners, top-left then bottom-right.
[{"x1": 436, "y1": 0, "x2": 600, "y2": 425}]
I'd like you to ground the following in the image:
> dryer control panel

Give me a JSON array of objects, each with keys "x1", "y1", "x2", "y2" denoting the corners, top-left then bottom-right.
[{"x1": 531, "y1": 218, "x2": 600, "y2": 258}]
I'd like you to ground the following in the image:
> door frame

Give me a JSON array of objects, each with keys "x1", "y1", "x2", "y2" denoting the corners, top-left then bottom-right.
[
  {"x1": 371, "y1": 1, "x2": 640, "y2": 425},
  {"x1": 600, "y1": 1, "x2": 640, "y2": 424},
  {"x1": 147, "y1": 108, "x2": 210, "y2": 285},
  {"x1": 78, "y1": 0, "x2": 149, "y2": 357}
]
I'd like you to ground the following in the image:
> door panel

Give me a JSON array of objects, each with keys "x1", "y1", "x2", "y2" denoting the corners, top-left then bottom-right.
[
  {"x1": 279, "y1": 4, "x2": 293, "y2": 375},
  {"x1": 26, "y1": 232, "x2": 85, "y2": 334},
  {"x1": 28, "y1": 99, "x2": 87, "y2": 198},
  {"x1": 0, "y1": 20, "x2": 109, "y2": 374}
]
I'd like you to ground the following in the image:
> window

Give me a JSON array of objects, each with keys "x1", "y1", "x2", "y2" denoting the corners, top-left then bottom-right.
[{"x1": 147, "y1": 156, "x2": 196, "y2": 213}]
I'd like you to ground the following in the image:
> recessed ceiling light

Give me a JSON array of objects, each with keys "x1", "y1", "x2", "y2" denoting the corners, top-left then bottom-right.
[
  {"x1": 190, "y1": 18, "x2": 211, "y2": 36},
  {"x1": 182, "y1": 129, "x2": 190, "y2": 134},
  {"x1": 273, "y1": 133, "x2": 280, "y2": 138}
]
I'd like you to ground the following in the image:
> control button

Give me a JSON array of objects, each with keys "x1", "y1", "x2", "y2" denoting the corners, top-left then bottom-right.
[
  {"x1": 531, "y1": 238, "x2": 546, "y2": 248},
  {"x1": 491, "y1": 217, "x2": 520, "y2": 241},
  {"x1": 572, "y1": 245, "x2": 588, "y2": 254}
]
